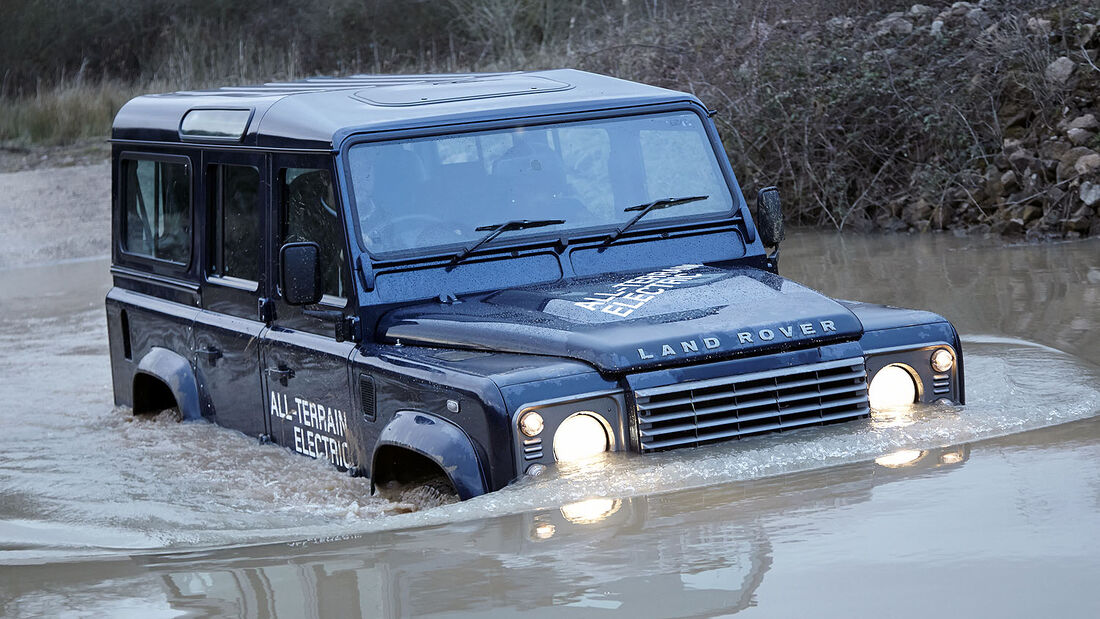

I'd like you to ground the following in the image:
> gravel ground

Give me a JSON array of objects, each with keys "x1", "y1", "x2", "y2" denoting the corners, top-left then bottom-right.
[{"x1": 0, "y1": 162, "x2": 110, "y2": 269}]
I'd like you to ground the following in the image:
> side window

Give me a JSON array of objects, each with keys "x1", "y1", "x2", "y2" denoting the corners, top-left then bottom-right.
[
  {"x1": 208, "y1": 164, "x2": 260, "y2": 283},
  {"x1": 282, "y1": 168, "x2": 346, "y2": 299},
  {"x1": 122, "y1": 158, "x2": 191, "y2": 263}
]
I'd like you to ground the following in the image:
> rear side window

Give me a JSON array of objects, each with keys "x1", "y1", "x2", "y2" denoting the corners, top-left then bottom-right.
[
  {"x1": 208, "y1": 164, "x2": 260, "y2": 282},
  {"x1": 122, "y1": 158, "x2": 192, "y2": 264}
]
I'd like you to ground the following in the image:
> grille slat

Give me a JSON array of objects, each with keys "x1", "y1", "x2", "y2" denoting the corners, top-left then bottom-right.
[
  {"x1": 640, "y1": 395, "x2": 871, "y2": 437},
  {"x1": 932, "y1": 373, "x2": 951, "y2": 395},
  {"x1": 523, "y1": 438, "x2": 544, "y2": 460},
  {"x1": 640, "y1": 381, "x2": 868, "y2": 425},
  {"x1": 635, "y1": 356, "x2": 869, "y2": 452},
  {"x1": 641, "y1": 406, "x2": 870, "y2": 450},
  {"x1": 635, "y1": 357, "x2": 864, "y2": 398},
  {"x1": 638, "y1": 368, "x2": 868, "y2": 414}
]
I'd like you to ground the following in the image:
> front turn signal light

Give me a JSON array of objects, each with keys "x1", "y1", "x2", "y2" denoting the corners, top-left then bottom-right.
[{"x1": 931, "y1": 348, "x2": 955, "y2": 373}]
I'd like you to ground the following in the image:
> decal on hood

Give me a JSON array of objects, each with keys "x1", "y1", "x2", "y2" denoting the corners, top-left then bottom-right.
[{"x1": 570, "y1": 263, "x2": 707, "y2": 318}]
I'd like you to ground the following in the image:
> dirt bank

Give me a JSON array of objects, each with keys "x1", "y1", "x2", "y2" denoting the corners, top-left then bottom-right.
[{"x1": 0, "y1": 162, "x2": 110, "y2": 269}]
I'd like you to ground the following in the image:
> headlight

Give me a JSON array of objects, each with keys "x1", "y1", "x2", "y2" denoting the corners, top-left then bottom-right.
[
  {"x1": 868, "y1": 364, "x2": 918, "y2": 410},
  {"x1": 553, "y1": 412, "x2": 610, "y2": 462},
  {"x1": 931, "y1": 348, "x2": 955, "y2": 373}
]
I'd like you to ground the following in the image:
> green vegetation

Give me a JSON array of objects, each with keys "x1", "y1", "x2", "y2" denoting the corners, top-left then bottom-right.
[{"x1": 2, "y1": 0, "x2": 1097, "y2": 236}]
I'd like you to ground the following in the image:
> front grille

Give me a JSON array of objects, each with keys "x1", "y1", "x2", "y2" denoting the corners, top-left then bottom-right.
[{"x1": 634, "y1": 357, "x2": 869, "y2": 452}]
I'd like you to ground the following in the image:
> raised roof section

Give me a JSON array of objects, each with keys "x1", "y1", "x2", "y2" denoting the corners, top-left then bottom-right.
[{"x1": 111, "y1": 70, "x2": 696, "y2": 150}]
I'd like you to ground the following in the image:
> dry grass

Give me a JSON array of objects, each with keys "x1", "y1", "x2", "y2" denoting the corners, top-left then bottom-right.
[{"x1": 0, "y1": 81, "x2": 140, "y2": 146}]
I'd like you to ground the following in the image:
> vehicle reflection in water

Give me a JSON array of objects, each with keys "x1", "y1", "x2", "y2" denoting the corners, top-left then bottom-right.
[
  {"x1": 557, "y1": 496, "x2": 623, "y2": 525},
  {"x1": 135, "y1": 444, "x2": 971, "y2": 617},
  {"x1": 874, "y1": 446, "x2": 969, "y2": 469}
]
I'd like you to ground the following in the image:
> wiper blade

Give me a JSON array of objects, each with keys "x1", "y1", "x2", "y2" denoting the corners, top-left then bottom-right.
[
  {"x1": 604, "y1": 195, "x2": 708, "y2": 244},
  {"x1": 451, "y1": 219, "x2": 565, "y2": 265}
]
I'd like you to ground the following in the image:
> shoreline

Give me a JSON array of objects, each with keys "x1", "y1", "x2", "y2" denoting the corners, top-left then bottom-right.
[{"x1": 0, "y1": 139, "x2": 110, "y2": 174}]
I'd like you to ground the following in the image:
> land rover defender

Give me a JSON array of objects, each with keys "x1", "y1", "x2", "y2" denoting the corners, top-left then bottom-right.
[{"x1": 105, "y1": 70, "x2": 964, "y2": 499}]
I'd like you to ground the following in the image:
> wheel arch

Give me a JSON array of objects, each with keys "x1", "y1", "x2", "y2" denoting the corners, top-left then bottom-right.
[
  {"x1": 371, "y1": 410, "x2": 488, "y2": 500},
  {"x1": 133, "y1": 347, "x2": 203, "y2": 421}
]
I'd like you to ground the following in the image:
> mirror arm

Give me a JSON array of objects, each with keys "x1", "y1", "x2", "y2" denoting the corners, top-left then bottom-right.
[{"x1": 302, "y1": 309, "x2": 343, "y2": 321}]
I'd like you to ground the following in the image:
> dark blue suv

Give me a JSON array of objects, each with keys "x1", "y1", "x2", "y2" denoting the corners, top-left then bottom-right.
[{"x1": 106, "y1": 70, "x2": 964, "y2": 499}]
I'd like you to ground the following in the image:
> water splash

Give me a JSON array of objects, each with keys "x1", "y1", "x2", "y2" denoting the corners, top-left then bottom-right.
[{"x1": 2, "y1": 301, "x2": 1098, "y2": 561}]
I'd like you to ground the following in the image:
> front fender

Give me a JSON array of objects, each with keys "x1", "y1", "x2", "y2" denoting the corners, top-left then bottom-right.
[
  {"x1": 373, "y1": 410, "x2": 488, "y2": 500},
  {"x1": 135, "y1": 347, "x2": 203, "y2": 421}
]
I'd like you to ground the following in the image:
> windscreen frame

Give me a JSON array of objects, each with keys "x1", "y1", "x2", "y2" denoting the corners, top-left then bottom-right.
[{"x1": 339, "y1": 103, "x2": 748, "y2": 263}]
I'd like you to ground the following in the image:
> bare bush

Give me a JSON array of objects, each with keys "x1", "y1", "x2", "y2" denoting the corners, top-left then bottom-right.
[{"x1": 2, "y1": 0, "x2": 1097, "y2": 236}]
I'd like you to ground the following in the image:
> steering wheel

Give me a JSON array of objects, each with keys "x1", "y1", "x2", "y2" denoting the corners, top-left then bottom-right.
[{"x1": 366, "y1": 214, "x2": 464, "y2": 250}]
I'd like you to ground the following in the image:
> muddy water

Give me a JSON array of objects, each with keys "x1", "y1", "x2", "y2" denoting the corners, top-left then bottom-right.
[{"x1": 1, "y1": 233, "x2": 1098, "y2": 617}]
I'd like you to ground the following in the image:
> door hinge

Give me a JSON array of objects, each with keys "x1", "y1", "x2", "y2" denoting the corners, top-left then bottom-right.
[
  {"x1": 337, "y1": 315, "x2": 360, "y2": 343},
  {"x1": 258, "y1": 297, "x2": 275, "y2": 323}
]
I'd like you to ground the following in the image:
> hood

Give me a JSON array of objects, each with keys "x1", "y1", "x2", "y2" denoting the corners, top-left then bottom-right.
[{"x1": 378, "y1": 263, "x2": 863, "y2": 373}]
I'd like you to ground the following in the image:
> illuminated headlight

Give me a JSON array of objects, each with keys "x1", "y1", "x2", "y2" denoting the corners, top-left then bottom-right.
[
  {"x1": 552, "y1": 412, "x2": 610, "y2": 462},
  {"x1": 931, "y1": 348, "x2": 955, "y2": 373},
  {"x1": 518, "y1": 411, "x2": 544, "y2": 437},
  {"x1": 868, "y1": 364, "x2": 918, "y2": 410}
]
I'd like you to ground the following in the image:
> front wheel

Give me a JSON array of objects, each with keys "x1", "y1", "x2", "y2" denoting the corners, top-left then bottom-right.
[{"x1": 378, "y1": 475, "x2": 459, "y2": 513}]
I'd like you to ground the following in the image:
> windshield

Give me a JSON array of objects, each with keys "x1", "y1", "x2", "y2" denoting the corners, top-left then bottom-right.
[{"x1": 347, "y1": 111, "x2": 734, "y2": 256}]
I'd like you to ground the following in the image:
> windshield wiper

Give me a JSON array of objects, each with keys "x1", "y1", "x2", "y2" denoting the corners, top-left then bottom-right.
[
  {"x1": 604, "y1": 195, "x2": 709, "y2": 244},
  {"x1": 451, "y1": 219, "x2": 565, "y2": 265}
]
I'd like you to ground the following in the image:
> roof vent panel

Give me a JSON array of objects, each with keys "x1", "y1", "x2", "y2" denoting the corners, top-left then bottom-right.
[{"x1": 354, "y1": 76, "x2": 572, "y2": 107}]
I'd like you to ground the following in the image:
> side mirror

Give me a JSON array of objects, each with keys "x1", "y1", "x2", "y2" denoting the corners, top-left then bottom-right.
[
  {"x1": 280, "y1": 242, "x2": 323, "y2": 306},
  {"x1": 756, "y1": 186, "x2": 785, "y2": 248}
]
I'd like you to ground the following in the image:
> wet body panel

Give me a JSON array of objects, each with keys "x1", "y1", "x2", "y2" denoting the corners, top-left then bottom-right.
[{"x1": 380, "y1": 265, "x2": 864, "y2": 373}]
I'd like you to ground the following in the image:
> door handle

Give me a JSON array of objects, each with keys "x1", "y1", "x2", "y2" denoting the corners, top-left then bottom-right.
[
  {"x1": 266, "y1": 366, "x2": 295, "y2": 386},
  {"x1": 192, "y1": 346, "x2": 222, "y2": 365}
]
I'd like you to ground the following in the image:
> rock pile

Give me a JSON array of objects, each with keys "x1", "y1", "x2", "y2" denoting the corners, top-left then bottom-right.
[
  {"x1": 874, "y1": 2, "x2": 1100, "y2": 239},
  {"x1": 968, "y1": 112, "x2": 1100, "y2": 239}
]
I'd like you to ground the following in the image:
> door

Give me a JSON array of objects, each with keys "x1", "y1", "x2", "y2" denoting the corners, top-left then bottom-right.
[
  {"x1": 261, "y1": 157, "x2": 358, "y2": 469},
  {"x1": 191, "y1": 151, "x2": 269, "y2": 437}
]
